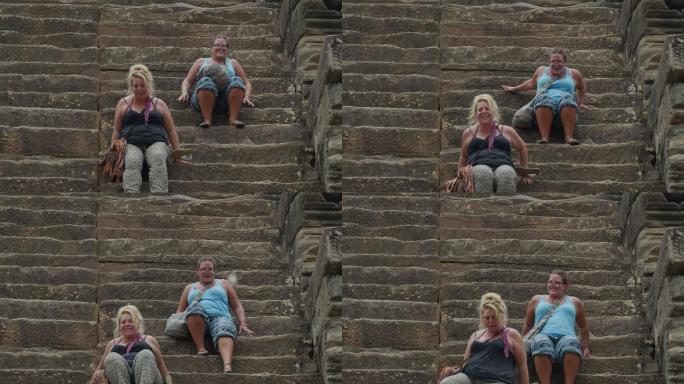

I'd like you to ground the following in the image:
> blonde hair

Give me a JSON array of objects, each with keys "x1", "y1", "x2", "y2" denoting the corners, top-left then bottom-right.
[
  {"x1": 479, "y1": 292, "x2": 508, "y2": 328},
  {"x1": 467, "y1": 93, "x2": 499, "y2": 125},
  {"x1": 113, "y1": 304, "x2": 145, "y2": 337},
  {"x1": 126, "y1": 64, "x2": 154, "y2": 95}
]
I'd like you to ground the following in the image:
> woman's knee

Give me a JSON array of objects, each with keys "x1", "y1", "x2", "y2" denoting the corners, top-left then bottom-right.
[
  {"x1": 145, "y1": 143, "x2": 168, "y2": 167},
  {"x1": 440, "y1": 372, "x2": 471, "y2": 384},
  {"x1": 494, "y1": 166, "x2": 517, "y2": 194},
  {"x1": 472, "y1": 165, "x2": 494, "y2": 193},
  {"x1": 124, "y1": 147, "x2": 144, "y2": 170},
  {"x1": 133, "y1": 349, "x2": 156, "y2": 364},
  {"x1": 104, "y1": 352, "x2": 127, "y2": 367}
]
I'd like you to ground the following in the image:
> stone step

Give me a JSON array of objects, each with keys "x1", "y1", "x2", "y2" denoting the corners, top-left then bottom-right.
[
  {"x1": 97, "y1": 194, "x2": 276, "y2": 217},
  {"x1": 442, "y1": 266, "x2": 629, "y2": 286},
  {"x1": 0, "y1": 127, "x2": 99, "y2": 157},
  {"x1": 343, "y1": 223, "x2": 443, "y2": 241},
  {"x1": 100, "y1": 91, "x2": 296, "y2": 111},
  {"x1": 98, "y1": 238, "x2": 279, "y2": 258},
  {"x1": 441, "y1": 21, "x2": 616, "y2": 39},
  {"x1": 97, "y1": 227, "x2": 278, "y2": 242},
  {"x1": 98, "y1": 34, "x2": 280, "y2": 50},
  {"x1": 98, "y1": 255, "x2": 285, "y2": 271},
  {"x1": 100, "y1": 47, "x2": 282, "y2": 69},
  {"x1": 343, "y1": 194, "x2": 439, "y2": 212},
  {"x1": 442, "y1": 47, "x2": 623, "y2": 69},
  {"x1": 441, "y1": 34, "x2": 621, "y2": 50},
  {"x1": 344, "y1": 266, "x2": 439, "y2": 286},
  {"x1": 99, "y1": 298, "x2": 295, "y2": 318},
  {"x1": 164, "y1": 163, "x2": 307, "y2": 183},
  {"x1": 0, "y1": 74, "x2": 97, "y2": 94},
  {"x1": 440, "y1": 238, "x2": 622, "y2": 258},
  {"x1": 164, "y1": 123, "x2": 307, "y2": 146},
  {"x1": 340, "y1": 369, "x2": 434, "y2": 384},
  {"x1": 516, "y1": 180, "x2": 663, "y2": 194},
  {"x1": 344, "y1": 299, "x2": 439, "y2": 322},
  {"x1": 344, "y1": 318, "x2": 439, "y2": 350},
  {"x1": 443, "y1": 106, "x2": 637, "y2": 127},
  {"x1": 0, "y1": 236, "x2": 97, "y2": 255},
  {"x1": 441, "y1": 4, "x2": 617, "y2": 25},
  {"x1": 344, "y1": 60, "x2": 442, "y2": 76},
  {"x1": 0, "y1": 206, "x2": 96, "y2": 227},
  {"x1": 344, "y1": 73, "x2": 440, "y2": 94},
  {"x1": 0, "y1": 253, "x2": 95, "y2": 268},
  {"x1": 100, "y1": 74, "x2": 293, "y2": 95},
  {"x1": 157, "y1": 334, "x2": 301, "y2": 356},
  {"x1": 99, "y1": 4, "x2": 277, "y2": 25},
  {"x1": 442, "y1": 298, "x2": 638, "y2": 319},
  {"x1": 0, "y1": 45, "x2": 97, "y2": 64},
  {"x1": 0, "y1": 107, "x2": 98, "y2": 129},
  {"x1": 442, "y1": 90, "x2": 636, "y2": 110},
  {"x1": 0, "y1": 177, "x2": 91, "y2": 194},
  {"x1": 343, "y1": 3, "x2": 440, "y2": 21},
  {"x1": 344, "y1": 127, "x2": 440, "y2": 158},
  {"x1": 0, "y1": 3, "x2": 98, "y2": 20},
  {"x1": 439, "y1": 253, "x2": 623, "y2": 270},
  {"x1": 439, "y1": 194, "x2": 617, "y2": 216},
  {"x1": 440, "y1": 282, "x2": 635, "y2": 302},
  {"x1": 440, "y1": 162, "x2": 644, "y2": 183},
  {"x1": 170, "y1": 372, "x2": 324, "y2": 384},
  {"x1": 0, "y1": 318, "x2": 97, "y2": 349},
  {"x1": 343, "y1": 206, "x2": 438, "y2": 227},
  {"x1": 341, "y1": 348, "x2": 437, "y2": 372},
  {"x1": 438, "y1": 227, "x2": 620, "y2": 242},
  {"x1": 439, "y1": 212, "x2": 615, "y2": 231},
  {"x1": 163, "y1": 355, "x2": 301, "y2": 374},
  {"x1": 345, "y1": 237, "x2": 439, "y2": 256},
  {"x1": 344, "y1": 91, "x2": 439, "y2": 110},
  {"x1": 344, "y1": 30, "x2": 438, "y2": 49},
  {"x1": 0, "y1": 91, "x2": 97, "y2": 110},
  {"x1": 0, "y1": 298, "x2": 96, "y2": 321},
  {"x1": 0, "y1": 266, "x2": 96, "y2": 285},
  {"x1": 0, "y1": 31, "x2": 96, "y2": 49},
  {"x1": 98, "y1": 268, "x2": 287, "y2": 286},
  {"x1": 0, "y1": 349, "x2": 94, "y2": 371},
  {"x1": 98, "y1": 282, "x2": 294, "y2": 302},
  {"x1": 444, "y1": 316, "x2": 643, "y2": 339},
  {"x1": 156, "y1": 179, "x2": 322, "y2": 195},
  {"x1": 342, "y1": 14, "x2": 438, "y2": 36},
  {"x1": 344, "y1": 252, "x2": 440, "y2": 269},
  {"x1": 0, "y1": 223, "x2": 96, "y2": 240},
  {"x1": 99, "y1": 22, "x2": 275, "y2": 40},
  {"x1": 97, "y1": 212, "x2": 273, "y2": 230},
  {"x1": 101, "y1": 316, "x2": 304, "y2": 339},
  {"x1": 344, "y1": 106, "x2": 440, "y2": 129},
  {"x1": 342, "y1": 158, "x2": 437, "y2": 187},
  {"x1": 0, "y1": 283, "x2": 94, "y2": 302},
  {"x1": 0, "y1": 15, "x2": 97, "y2": 35},
  {"x1": 345, "y1": 283, "x2": 438, "y2": 303},
  {"x1": 343, "y1": 45, "x2": 440, "y2": 64},
  {"x1": 443, "y1": 75, "x2": 632, "y2": 94}
]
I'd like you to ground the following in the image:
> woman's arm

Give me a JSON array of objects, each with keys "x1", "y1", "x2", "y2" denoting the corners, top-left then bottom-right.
[
  {"x1": 222, "y1": 279, "x2": 255, "y2": 335},
  {"x1": 574, "y1": 297, "x2": 590, "y2": 356},
  {"x1": 146, "y1": 335, "x2": 172, "y2": 383},
  {"x1": 178, "y1": 58, "x2": 202, "y2": 102},
  {"x1": 176, "y1": 285, "x2": 191, "y2": 313},
  {"x1": 458, "y1": 127, "x2": 473, "y2": 172},
  {"x1": 508, "y1": 329, "x2": 530, "y2": 384},
  {"x1": 522, "y1": 295, "x2": 540, "y2": 336},
  {"x1": 111, "y1": 98, "x2": 127, "y2": 144},
  {"x1": 501, "y1": 67, "x2": 543, "y2": 93},
  {"x1": 156, "y1": 99, "x2": 181, "y2": 151},
  {"x1": 89, "y1": 339, "x2": 115, "y2": 381},
  {"x1": 572, "y1": 69, "x2": 587, "y2": 108},
  {"x1": 504, "y1": 126, "x2": 533, "y2": 185},
  {"x1": 232, "y1": 59, "x2": 254, "y2": 106}
]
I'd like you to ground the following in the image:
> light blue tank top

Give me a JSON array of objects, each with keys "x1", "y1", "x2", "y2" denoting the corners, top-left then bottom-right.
[
  {"x1": 188, "y1": 279, "x2": 230, "y2": 317},
  {"x1": 200, "y1": 58, "x2": 237, "y2": 80},
  {"x1": 537, "y1": 67, "x2": 575, "y2": 101},
  {"x1": 534, "y1": 295, "x2": 576, "y2": 338}
]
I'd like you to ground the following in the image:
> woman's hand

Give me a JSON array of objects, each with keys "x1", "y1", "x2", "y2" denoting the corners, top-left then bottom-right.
[
  {"x1": 239, "y1": 321, "x2": 255, "y2": 336},
  {"x1": 582, "y1": 345, "x2": 590, "y2": 357},
  {"x1": 438, "y1": 366, "x2": 459, "y2": 382},
  {"x1": 519, "y1": 175, "x2": 534, "y2": 185},
  {"x1": 243, "y1": 94, "x2": 254, "y2": 107},
  {"x1": 501, "y1": 85, "x2": 516, "y2": 92},
  {"x1": 177, "y1": 91, "x2": 189, "y2": 102},
  {"x1": 164, "y1": 373, "x2": 173, "y2": 384}
]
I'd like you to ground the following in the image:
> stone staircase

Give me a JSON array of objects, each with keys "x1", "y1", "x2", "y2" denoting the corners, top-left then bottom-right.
[
  {"x1": 0, "y1": 0, "x2": 320, "y2": 194},
  {"x1": 342, "y1": 0, "x2": 662, "y2": 193}
]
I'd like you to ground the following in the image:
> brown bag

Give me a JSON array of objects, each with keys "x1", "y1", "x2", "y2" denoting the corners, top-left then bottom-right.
[
  {"x1": 444, "y1": 164, "x2": 475, "y2": 193},
  {"x1": 89, "y1": 369, "x2": 108, "y2": 384},
  {"x1": 98, "y1": 139, "x2": 127, "y2": 183}
]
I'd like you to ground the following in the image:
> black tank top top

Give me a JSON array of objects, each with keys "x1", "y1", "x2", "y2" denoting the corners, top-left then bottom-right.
[
  {"x1": 111, "y1": 337, "x2": 153, "y2": 367},
  {"x1": 463, "y1": 335, "x2": 516, "y2": 384},
  {"x1": 467, "y1": 126, "x2": 513, "y2": 168},
  {"x1": 119, "y1": 98, "x2": 169, "y2": 147}
]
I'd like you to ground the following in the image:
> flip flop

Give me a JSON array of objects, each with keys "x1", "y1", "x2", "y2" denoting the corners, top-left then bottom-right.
[
  {"x1": 198, "y1": 121, "x2": 211, "y2": 129},
  {"x1": 232, "y1": 120, "x2": 245, "y2": 129},
  {"x1": 223, "y1": 363, "x2": 233, "y2": 373},
  {"x1": 565, "y1": 137, "x2": 581, "y2": 145},
  {"x1": 171, "y1": 148, "x2": 192, "y2": 161},
  {"x1": 197, "y1": 350, "x2": 210, "y2": 356},
  {"x1": 536, "y1": 139, "x2": 548, "y2": 144}
]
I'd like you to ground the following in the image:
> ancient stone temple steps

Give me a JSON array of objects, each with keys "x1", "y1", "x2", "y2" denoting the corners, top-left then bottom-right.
[
  {"x1": 0, "y1": 1, "x2": 100, "y2": 193},
  {"x1": 342, "y1": 1, "x2": 442, "y2": 192},
  {"x1": 439, "y1": 1, "x2": 661, "y2": 193},
  {"x1": 95, "y1": 194, "x2": 322, "y2": 384},
  {"x1": 0, "y1": 194, "x2": 99, "y2": 384},
  {"x1": 342, "y1": 194, "x2": 440, "y2": 383},
  {"x1": 98, "y1": 1, "x2": 320, "y2": 194},
  {"x1": 439, "y1": 194, "x2": 663, "y2": 384}
]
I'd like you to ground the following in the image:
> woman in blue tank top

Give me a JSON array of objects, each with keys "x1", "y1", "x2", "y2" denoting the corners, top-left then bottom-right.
[
  {"x1": 502, "y1": 48, "x2": 587, "y2": 145},
  {"x1": 439, "y1": 293, "x2": 529, "y2": 384},
  {"x1": 446, "y1": 94, "x2": 533, "y2": 194},
  {"x1": 177, "y1": 35, "x2": 253, "y2": 129},
  {"x1": 174, "y1": 256, "x2": 255, "y2": 373},
  {"x1": 522, "y1": 271, "x2": 590, "y2": 384},
  {"x1": 90, "y1": 305, "x2": 172, "y2": 384}
]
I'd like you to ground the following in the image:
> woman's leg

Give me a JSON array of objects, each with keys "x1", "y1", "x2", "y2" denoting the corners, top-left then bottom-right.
[
  {"x1": 227, "y1": 88, "x2": 245, "y2": 127},
  {"x1": 132, "y1": 349, "x2": 163, "y2": 384},
  {"x1": 186, "y1": 314, "x2": 208, "y2": 354},
  {"x1": 122, "y1": 145, "x2": 144, "y2": 193},
  {"x1": 103, "y1": 352, "x2": 132, "y2": 384},
  {"x1": 217, "y1": 336, "x2": 236, "y2": 372},
  {"x1": 534, "y1": 107, "x2": 553, "y2": 143},
  {"x1": 531, "y1": 334, "x2": 555, "y2": 384},
  {"x1": 472, "y1": 165, "x2": 494, "y2": 193},
  {"x1": 197, "y1": 89, "x2": 216, "y2": 125},
  {"x1": 562, "y1": 353, "x2": 581, "y2": 384},
  {"x1": 560, "y1": 106, "x2": 578, "y2": 143},
  {"x1": 493, "y1": 165, "x2": 517, "y2": 194},
  {"x1": 144, "y1": 142, "x2": 170, "y2": 194},
  {"x1": 557, "y1": 335, "x2": 583, "y2": 384},
  {"x1": 440, "y1": 372, "x2": 472, "y2": 384}
]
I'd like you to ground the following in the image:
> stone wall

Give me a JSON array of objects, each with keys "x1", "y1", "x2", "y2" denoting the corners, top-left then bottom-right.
[
  {"x1": 649, "y1": 36, "x2": 684, "y2": 191},
  {"x1": 647, "y1": 227, "x2": 684, "y2": 383}
]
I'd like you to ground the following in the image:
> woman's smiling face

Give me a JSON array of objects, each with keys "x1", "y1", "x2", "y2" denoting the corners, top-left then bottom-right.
[{"x1": 476, "y1": 101, "x2": 493, "y2": 125}]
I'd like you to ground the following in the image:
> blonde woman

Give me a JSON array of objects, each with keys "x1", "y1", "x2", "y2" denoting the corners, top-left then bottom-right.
[
  {"x1": 450, "y1": 94, "x2": 532, "y2": 194},
  {"x1": 439, "y1": 293, "x2": 529, "y2": 384},
  {"x1": 90, "y1": 305, "x2": 172, "y2": 384},
  {"x1": 111, "y1": 64, "x2": 186, "y2": 193}
]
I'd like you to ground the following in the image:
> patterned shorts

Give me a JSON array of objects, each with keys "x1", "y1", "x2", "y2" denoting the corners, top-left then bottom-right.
[
  {"x1": 534, "y1": 92, "x2": 578, "y2": 115},
  {"x1": 191, "y1": 76, "x2": 246, "y2": 111},
  {"x1": 185, "y1": 303, "x2": 238, "y2": 349},
  {"x1": 530, "y1": 334, "x2": 582, "y2": 364}
]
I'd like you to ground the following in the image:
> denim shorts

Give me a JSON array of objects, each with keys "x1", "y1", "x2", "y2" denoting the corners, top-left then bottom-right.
[
  {"x1": 185, "y1": 303, "x2": 237, "y2": 349},
  {"x1": 190, "y1": 76, "x2": 246, "y2": 111},
  {"x1": 530, "y1": 334, "x2": 582, "y2": 364},
  {"x1": 534, "y1": 92, "x2": 578, "y2": 115}
]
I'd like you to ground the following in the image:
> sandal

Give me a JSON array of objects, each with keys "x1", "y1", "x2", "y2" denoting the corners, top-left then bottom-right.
[
  {"x1": 170, "y1": 148, "x2": 192, "y2": 161},
  {"x1": 231, "y1": 120, "x2": 245, "y2": 129},
  {"x1": 565, "y1": 137, "x2": 580, "y2": 145},
  {"x1": 197, "y1": 350, "x2": 210, "y2": 356},
  {"x1": 536, "y1": 139, "x2": 548, "y2": 144},
  {"x1": 199, "y1": 121, "x2": 211, "y2": 129},
  {"x1": 223, "y1": 362, "x2": 233, "y2": 373}
]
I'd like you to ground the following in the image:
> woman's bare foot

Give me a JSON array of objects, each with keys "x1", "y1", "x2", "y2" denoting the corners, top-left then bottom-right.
[{"x1": 223, "y1": 362, "x2": 232, "y2": 373}]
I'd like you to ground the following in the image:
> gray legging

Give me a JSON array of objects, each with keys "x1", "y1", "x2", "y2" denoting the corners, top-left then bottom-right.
[
  {"x1": 440, "y1": 372, "x2": 506, "y2": 384},
  {"x1": 104, "y1": 349, "x2": 163, "y2": 384},
  {"x1": 122, "y1": 142, "x2": 170, "y2": 193},
  {"x1": 472, "y1": 164, "x2": 517, "y2": 194}
]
